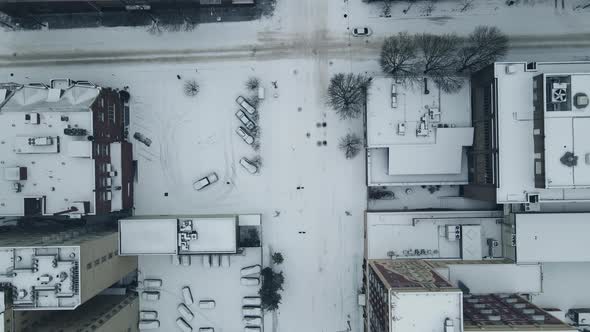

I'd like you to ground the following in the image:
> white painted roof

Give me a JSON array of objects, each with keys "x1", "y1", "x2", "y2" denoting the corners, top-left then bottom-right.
[
  {"x1": 515, "y1": 212, "x2": 590, "y2": 263},
  {"x1": 366, "y1": 77, "x2": 472, "y2": 185},
  {"x1": 494, "y1": 62, "x2": 590, "y2": 203},
  {"x1": 119, "y1": 218, "x2": 178, "y2": 255},
  {"x1": 184, "y1": 216, "x2": 237, "y2": 254},
  {"x1": 387, "y1": 127, "x2": 473, "y2": 175},
  {"x1": 0, "y1": 107, "x2": 96, "y2": 216}
]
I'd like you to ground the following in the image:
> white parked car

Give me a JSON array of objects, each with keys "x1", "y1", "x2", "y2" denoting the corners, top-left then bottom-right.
[
  {"x1": 242, "y1": 306, "x2": 262, "y2": 317},
  {"x1": 352, "y1": 27, "x2": 372, "y2": 37},
  {"x1": 244, "y1": 327, "x2": 261, "y2": 332},
  {"x1": 182, "y1": 286, "x2": 194, "y2": 305},
  {"x1": 143, "y1": 279, "x2": 162, "y2": 288},
  {"x1": 199, "y1": 328, "x2": 214, "y2": 332},
  {"x1": 139, "y1": 311, "x2": 158, "y2": 320},
  {"x1": 241, "y1": 264, "x2": 261, "y2": 277},
  {"x1": 138, "y1": 320, "x2": 160, "y2": 330},
  {"x1": 243, "y1": 297, "x2": 261, "y2": 306},
  {"x1": 239, "y1": 158, "x2": 258, "y2": 174},
  {"x1": 240, "y1": 277, "x2": 260, "y2": 286},
  {"x1": 235, "y1": 110, "x2": 256, "y2": 131},
  {"x1": 199, "y1": 300, "x2": 216, "y2": 309},
  {"x1": 193, "y1": 173, "x2": 218, "y2": 191},
  {"x1": 236, "y1": 96, "x2": 256, "y2": 115},
  {"x1": 141, "y1": 291, "x2": 160, "y2": 301},
  {"x1": 236, "y1": 126, "x2": 255, "y2": 145},
  {"x1": 178, "y1": 303, "x2": 194, "y2": 322},
  {"x1": 176, "y1": 318, "x2": 192, "y2": 332},
  {"x1": 243, "y1": 316, "x2": 262, "y2": 326}
]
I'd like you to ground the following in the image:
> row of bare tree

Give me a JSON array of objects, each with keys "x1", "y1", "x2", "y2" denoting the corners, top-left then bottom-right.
[{"x1": 380, "y1": 26, "x2": 508, "y2": 92}]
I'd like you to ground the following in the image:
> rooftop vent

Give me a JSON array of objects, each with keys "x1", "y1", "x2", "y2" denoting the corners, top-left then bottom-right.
[{"x1": 551, "y1": 83, "x2": 568, "y2": 103}]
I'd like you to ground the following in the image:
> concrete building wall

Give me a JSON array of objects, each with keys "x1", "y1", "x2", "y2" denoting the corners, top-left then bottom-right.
[{"x1": 79, "y1": 232, "x2": 137, "y2": 304}]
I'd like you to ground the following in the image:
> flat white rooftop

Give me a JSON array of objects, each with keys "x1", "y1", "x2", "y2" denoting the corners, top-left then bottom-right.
[
  {"x1": 495, "y1": 62, "x2": 590, "y2": 203},
  {"x1": 366, "y1": 77, "x2": 473, "y2": 186},
  {"x1": 365, "y1": 210, "x2": 503, "y2": 260},
  {"x1": 0, "y1": 109, "x2": 96, "y2": 216},
  {"x1": 515, "y1": 212, "x2": 590, "y2": 263},
  {"x1": 119, "y1": 215, "x2": 248, "y2": 255}
]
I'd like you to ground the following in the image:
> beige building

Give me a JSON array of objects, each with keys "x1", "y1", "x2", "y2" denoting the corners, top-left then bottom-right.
[{"x1": 0, "y1": 226, "x2": 137, "y2": 310}]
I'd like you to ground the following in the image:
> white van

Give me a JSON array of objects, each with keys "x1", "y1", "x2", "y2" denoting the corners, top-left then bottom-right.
[
  {"x1": 178, "y1": 303, "x2": 194, "y2": 322},
  {"x1": 182, "y1": 286, "x2": 194, "y2": 305},
  {"x1": 242, "y1": 306, "x2": 262, "y2": 316},
  {"x1": 176, "y1": 318, "x2": 192, "y2": 332},
  {"x1": 138, "y1": 320, "x2": 160, "y2": 330}
]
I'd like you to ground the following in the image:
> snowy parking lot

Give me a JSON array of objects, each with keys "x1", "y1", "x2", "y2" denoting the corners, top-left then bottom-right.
[{"x1": 0, "y1": 55, "x2": 367, "y2": 331}]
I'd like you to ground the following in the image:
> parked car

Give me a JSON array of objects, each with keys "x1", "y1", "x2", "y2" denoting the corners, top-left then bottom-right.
[
  {"x1": 138, "y1": 320, "x2": 160, "y2": 330},
  {"x1": 199, "y1": 300, "x2": 216, "y2": 309},
  {"x1": 141, "y1": 291, "x2": 160, "y2": 301},
  {"x1": 133, "y1": 132, "x2": 152, "y2": 147},
  {"x1": 236, "y1": 127, "x2": 255, "y2": 145},
  {"x1": 235, "y1": 110, "x2": 256, "y2": 131},
  {"x1": 193, "y1": 173, "x2": 218, "y2": 191},
  {"x1": 240, "y1": 264, "x2": 261, "y2": 277},
  {"x1": 244, "y1": 327, "x2": 261, "y2": 332},
  {"x1": 240, "y1": 277, "x2": 260, "y2": 286},
  {"x1": 236, "y1": 96, "x2": 256, "y2": 115},
  {"x1": 139, "y1": 311, "x2": 158, "y2": 320},
  {"x1": 243, "y1": 316, "x2": 262, "y2": 326},
  {"x1": 239, "y1": 158, "x2": 259, "y2": 174},
  {"x1": 182, "y1": 286, "x2": 194, "y2": 305},
  {"x1": 176, "y1": 318, "x2": 192, "y2": 332},
  {"x1": 178, "y1": 303, "x2": 194, "y2": 322},
  {"x1": 352, "y1": 27, "x2": 372, "y2": 37},
  {"x1": 242, "y1": 306, "x2": 262, "y2": 317},
  {"x1": 143, "y1": 279, "x2": 162, "y2": 288},
  {"x1": 243, "y1": 297, "x2": 261, "y2": 306}
]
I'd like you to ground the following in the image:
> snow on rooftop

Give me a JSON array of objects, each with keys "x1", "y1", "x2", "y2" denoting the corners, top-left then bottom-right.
[
  {"x1": 495, "y1": 62, "x2": 590, "y2": 203},
  {"x1": 365, "y1": 210, "x2": 503, "y2": 261},
  {"x1": 366, "y1": 77, "x2": 472, "y2": 186},
  {"x1": 0, "y1": 106, "x2": 96, "y2": 216}
]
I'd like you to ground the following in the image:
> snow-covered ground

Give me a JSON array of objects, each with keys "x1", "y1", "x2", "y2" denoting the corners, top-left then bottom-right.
[{"x1": 2, "y1": 0, "x2": 590, "y2": 330}]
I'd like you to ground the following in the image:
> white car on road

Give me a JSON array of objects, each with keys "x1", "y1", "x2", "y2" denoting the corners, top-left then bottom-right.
[
  {"x1": 193, "y1": 173, "x2": 219, "y2": 190},
  {"x1": 352, "y1": 27, "x2": 372, "y2": 37},
  {"x1": 236, "y1": 126, "x2": 255, "y2": 145}
]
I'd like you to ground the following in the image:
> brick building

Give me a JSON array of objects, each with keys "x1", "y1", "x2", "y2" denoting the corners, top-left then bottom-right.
[{"x1": 0, "y1": 79, "x2": 133, "y2": 219}]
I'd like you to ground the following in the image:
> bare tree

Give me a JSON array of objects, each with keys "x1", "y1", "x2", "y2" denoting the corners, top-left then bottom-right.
[
  {"x1": 146, "y1": 15, "x2": 163, "y2": 35},
  {"x1": 183, "y1": 80, "x2": 200, "y2": 97},
  {"x1": 458, "y1": 0, "x2": 475, "y2": 12},
  {"x1": 416, "y1": 33, "x2": 460, "y2": 75},
  {"x1": 380, "y1": 32, "x2": 419, "y2": 78},
  {"x1": 431, "y1": 74, "x2": 465, "y2": 93},
  {"x1": 339, "y1": 133, "x2": 363, "y2": 159},
  {"x1": 420, "y1": 0, "x2": 437, "y2": 16},
  {"x1": 456, "y1": 26, "x2": 508, "y2": 73},
  {"x1": 381, "y1": 0, "x2": 393, "y2": 17},
  {"x1": 246, "y1": 77, "x2": 261, "y2": 91},
  {"x1": 327, "y1": 73, "x2": 371, "y2": 120}
]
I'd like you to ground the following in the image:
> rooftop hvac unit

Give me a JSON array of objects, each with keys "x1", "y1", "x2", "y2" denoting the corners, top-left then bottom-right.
[{"x1": 551, "y1": 82, "x2": 568, "y2": 103}]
